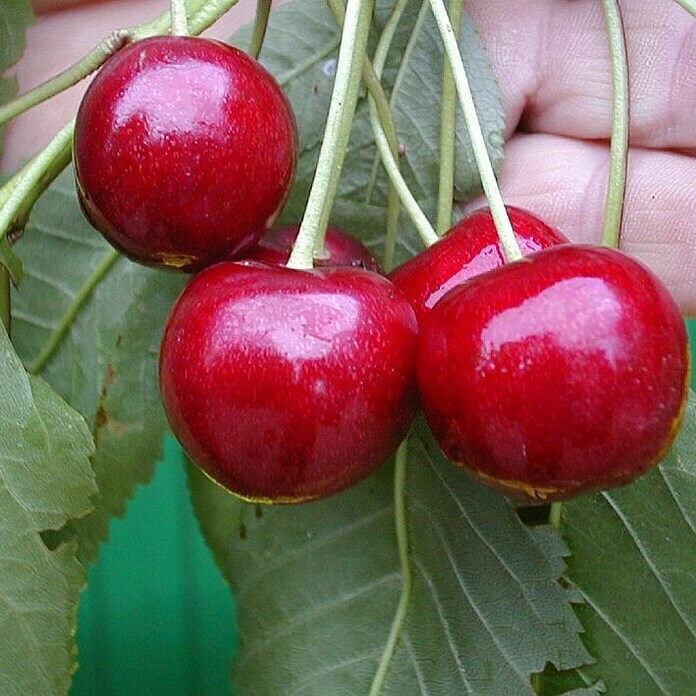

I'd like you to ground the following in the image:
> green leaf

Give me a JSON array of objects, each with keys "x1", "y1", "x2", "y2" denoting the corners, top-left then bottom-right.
[
  {"x1": 0, "y1": 0, "x2": 33, "y2": 70},
  {"x1": 189, "y1": 418, "x2": 591, "y2": 695},
  {"x1": 11, "y1": 168, "x2": 185, "y2": 562},
  {"x1": 557, "y1": 391, "x2": 696, "y2": 695},
  {"x1": 0, "y1": 322, "x2": 96, "y2": 694}
]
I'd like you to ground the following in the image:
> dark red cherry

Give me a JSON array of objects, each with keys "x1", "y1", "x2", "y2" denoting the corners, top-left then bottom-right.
[
  {"x1": 245, "y1": 225, "x2": 383, "y2": 272},
  {"x1": 74, "y1": 36, "x2": 297, "y2": 271},
  {"x1": 159, "y1": 262, "x2": 418, "y2": 503},
  {"x1": 390, "y1": 207, "x2": 567, "y2": 326},
  {"x1": 418, "y1": 244, "x2": 690, "y2": 503}
]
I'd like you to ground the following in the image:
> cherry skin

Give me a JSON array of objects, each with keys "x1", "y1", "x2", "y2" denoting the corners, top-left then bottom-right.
[
  {"x1": 389, "y1": 207, "x2": 567, "y2": 326},
  {"x1": 244, "y1": 224, "x2": 383, "y2": 273},
  {"x1": 74, "y1": 36, "x2": 297, "y2": 271},
  {"x1": 159, "y1": 262, "x2": 418, "y2": 503},
  {"x1": 418, "y1": 244, "x2": 690, "y2": 503}
]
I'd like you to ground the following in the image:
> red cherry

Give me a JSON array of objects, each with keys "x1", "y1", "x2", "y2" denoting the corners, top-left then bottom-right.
[
  {"x1": 245, "y1": 224, "x2": 383, "y2": 273},
  {"x1": 390, "y1": 207, "x2": 567, "y2": 326},
  {"x1": 74, "y1": 37, "x2": 297, "y2": 271},
  {"x1": 418, "y1": 244, "x2": 690, "y2": 503},
  {"x1": 159, "y1": 262, "x2": 418, "y2": 502}
]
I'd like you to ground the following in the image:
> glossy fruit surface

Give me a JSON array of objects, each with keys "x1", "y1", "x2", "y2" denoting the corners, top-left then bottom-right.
[
  {"x1": 418, "y1": 244, "x2": 690, "y2": 503},
  {"x1": 390, "y1": 207, "x2": 567, "y2": 326},
  {"x1": 160, "y1": 262, "x2": 418, "y2": 503},
  {"x1": 74, "y1": 36, "x2": 297, "y2": 271},
  {"x1": 245, "y1": 224, "x2": 383, "y2": 272}
]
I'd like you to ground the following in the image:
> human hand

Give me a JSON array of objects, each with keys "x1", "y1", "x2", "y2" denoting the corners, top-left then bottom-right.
[
  {"x1": 3, "y1": 0, "x2": 694, "y2": 314},
  {"x1": 467, "y1": 0, "x2": 696, "y2": 314}
]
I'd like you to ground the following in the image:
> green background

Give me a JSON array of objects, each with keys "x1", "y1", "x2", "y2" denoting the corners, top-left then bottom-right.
[{"x1": 70, "y1": 319, "x2": 696, "y2": 696}]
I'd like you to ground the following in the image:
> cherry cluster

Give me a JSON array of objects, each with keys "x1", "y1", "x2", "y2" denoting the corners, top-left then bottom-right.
[{"x1": 74, "y1": 36, "x2": 690, "y2": 506}]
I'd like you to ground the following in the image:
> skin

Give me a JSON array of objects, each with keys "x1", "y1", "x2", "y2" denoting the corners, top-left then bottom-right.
[{"x1": 2, "y1": 0, "x2": 695, "y2": 314}]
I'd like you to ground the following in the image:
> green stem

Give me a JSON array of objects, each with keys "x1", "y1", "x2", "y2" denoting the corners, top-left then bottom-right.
[
  {"x1": 600, "y1": 0, "x2": 629, "y2": 249},
  {"x1": 170, "y1": 0, "x2": 190, "y2": 36},
  {"x1": 30, "y1": 249, "x2": 120, "y2": 374},
  {"x1": 428, "y1": 0, "x2": 521, "y2": 262},
  {"x1": 0, "y1": 119, "x2": 74, "y2": 243},
  {"x1": 435, "y1": 0, "x2": 462, "y2": 236},
  {"x1": 673, "y1": 0, "x2": 696, "y2": 18},
  {"x1": 549, "y1": 502, "x2": 562, "y2": 529},
  {"x1": 368, "y1": 438, "x2": 412, "y2": 696},
  {"x1": 286, "y1": 0, "x2": 374, "y2": 269},
  {"x1": 0, "y1": 30, "x2": 131, "y2": 128},
  {"x1": 248, "y1": 0, "x2": 272, "y2": 59},
  {"x1": 325, "y1": 0, "x2": 404, "y2": 270},
  {"x1": 372, "y1": 115, "x2": 439, "y2": 247},
  {"x1": 0, "y1": 269, "x2": 9, "y2": 334},
  {"x1": 365, "y1": 0, "x2": 424, "y2": 204}
]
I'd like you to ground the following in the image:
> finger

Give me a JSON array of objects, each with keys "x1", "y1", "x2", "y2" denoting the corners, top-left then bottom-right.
[
  {"x1": 468, "y1": 0, "x2": 696, "y2": 153},
  {"x1": 484, "y1": 133, "x2": 696, "y2": 315}
]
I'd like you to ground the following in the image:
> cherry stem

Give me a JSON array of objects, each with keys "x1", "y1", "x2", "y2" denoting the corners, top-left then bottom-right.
[
  {"x1": 363, "y1": 0, "x2": 438, "y2": 251},
  {"x1": 428, "y1": 0, "x2": 522, "y2": 262},
  {"x1": 372, "y1": 119, "x2": 439, "y2": 248},
  {"x1": 0, "y1": 30, "x2": 131, "y2": 128},
  {"x1": 325, "y1": 0, "x2": 404, "y2": 271},
  {"x1": 673, "y1": 0, "x2": 696, "y2": 18},
  {"x1": 170, "y1": 0, "x2": 190, "y2": 36},
  {"x1": 367, "y1": 0, "x2": 410, "y2": 267},
  {"x1": 286, "y1": 0, "x2": 375, "y2": 270},
  {"x1": 600, "y1": 0, "x2": 629, "y2": 249},
  {"x1": 30, "y1": 249, "x2": 120, "y2": 374},
  {"x1": 0, "y1": 120, "x2": 74, "y2": 245},
  {"x1": 365, "y1": 0, "x2": 425, "y2": 205},
  {"x1": 549, "y1": 502, "x2": 562, "y2": 529},
  {"x1": 369, "y1": 437, "x2": 412, "y2": 696},
  {"x1": 435, "y1": 0, "x2": 462, "y2": 236},
  {"x1": 248, "y1": 0, "x2": 272, "y2": 59}
]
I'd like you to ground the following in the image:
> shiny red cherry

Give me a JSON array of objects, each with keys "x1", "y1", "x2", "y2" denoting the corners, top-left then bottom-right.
[
  {"x1": 245, "y1": 224, "x2": 383, "y2": 273},
  {"x1": 160, "y1": 262, "x2": 418, "y2": 502},
  {"x1": 418, "y1": 244, "x2": 690, "y2": 503},
  {"x1": 390, "y1": 207, "x2": 567, "y2": 326},
  {"x1": 74, "y1": 36, "x2": 297, "y2": 271}
]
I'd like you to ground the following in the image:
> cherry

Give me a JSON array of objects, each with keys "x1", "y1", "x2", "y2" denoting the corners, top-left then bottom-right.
[
  {"x1": 245, "y1": 224, "x2": 383, "y2": 273},
  {"x1": 390, "y1": 207, "x2": 567, "y2": 326},
  {"x1": 159, "y1": 262, "x2": 418, "y2": 502},
  {"x1": 418, "y1": 244, "x2": 690, "y2": 503},
  {"x1": 74, "y1": 36, "x2": 297, "y2": 271}
]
